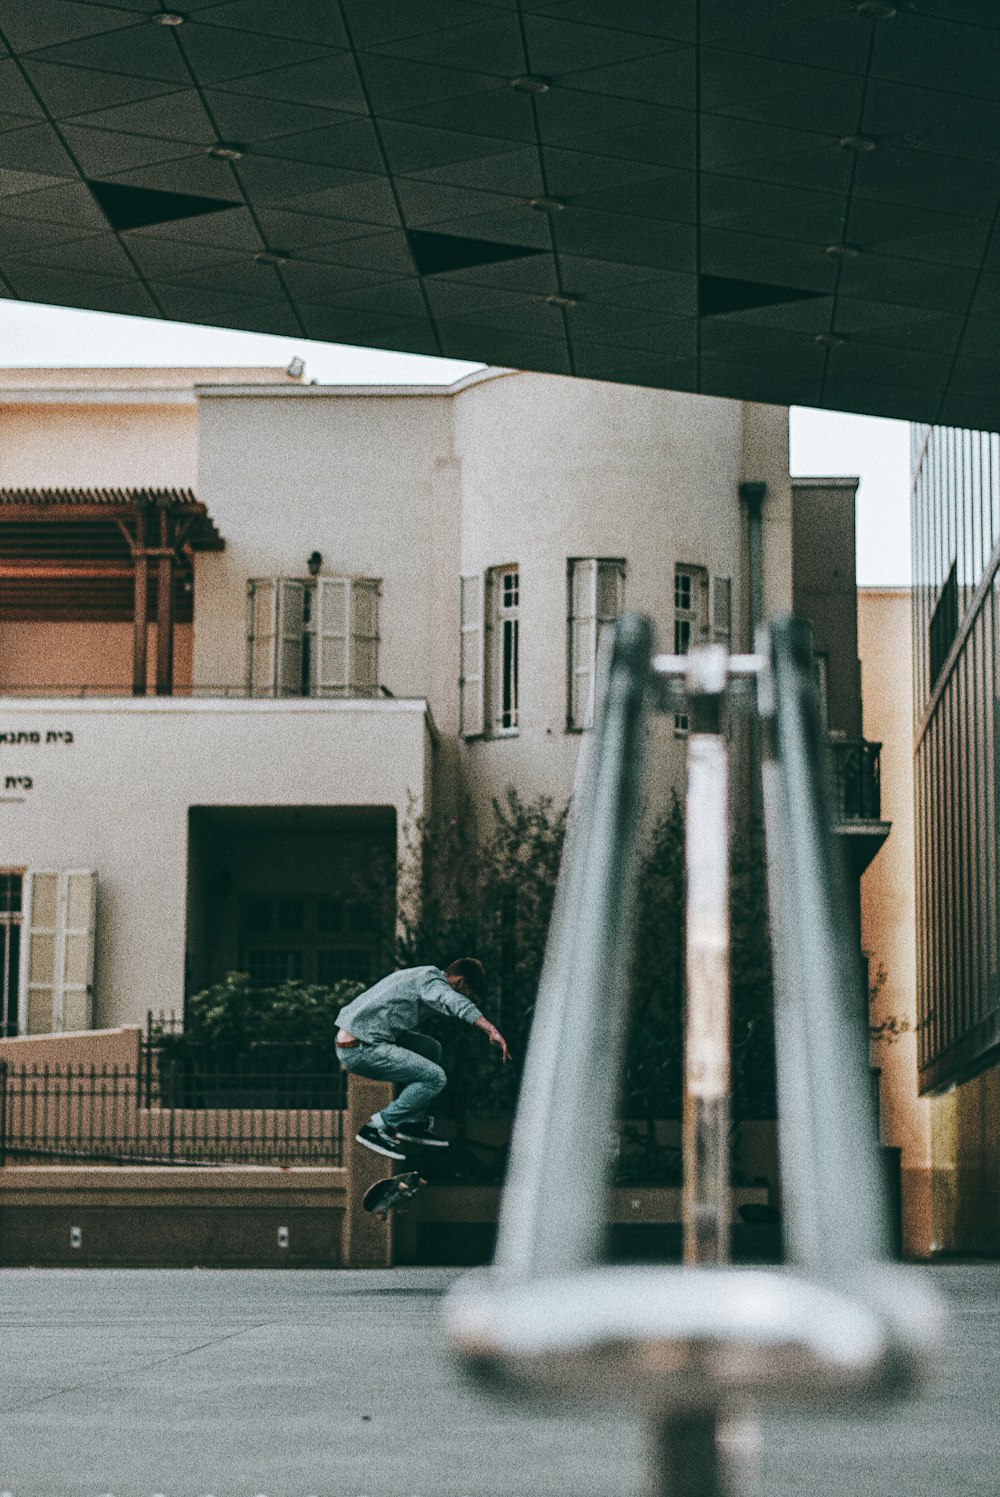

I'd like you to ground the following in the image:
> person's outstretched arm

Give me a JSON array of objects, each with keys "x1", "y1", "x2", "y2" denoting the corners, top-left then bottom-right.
[{"x1": 473, "y1": 1014, "x2": 511, "y2": 1062}]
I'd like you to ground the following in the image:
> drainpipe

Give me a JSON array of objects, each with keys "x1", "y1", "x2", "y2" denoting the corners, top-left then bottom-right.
[
  {"x1": 740, "y1": 482, "x2": 767, "y2": 818},
  {"x1": 741, "y1": 481, "x2": 767, "y2": 646}
]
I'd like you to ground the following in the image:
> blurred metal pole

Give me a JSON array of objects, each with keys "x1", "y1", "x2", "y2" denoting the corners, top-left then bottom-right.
[
  {"x1": 682, "y1": 645, "x2": 732, "y2": 1268},
  {"x1": 650, "y1": 1416, "x2": 721, "y2": 1497},
  {"x1": 653, "y1": 646, "x2": 732, "y2": 1497}
]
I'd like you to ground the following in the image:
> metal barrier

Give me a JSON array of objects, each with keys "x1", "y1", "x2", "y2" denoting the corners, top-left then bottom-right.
[{"x1": 444, "y1": 614, "x2": 942, "y2": 1497}]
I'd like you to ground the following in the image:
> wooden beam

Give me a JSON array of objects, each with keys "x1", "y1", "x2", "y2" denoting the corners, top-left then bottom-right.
[
  {"x1": 0, "y1": 562, "x2": 134, "y2": 579},
  {"x1": 155, "y1": 507, "x2": 175, "y2": 697},
  {"x1": 132, "y1": 506, "x2": 149, "y2": 697}
]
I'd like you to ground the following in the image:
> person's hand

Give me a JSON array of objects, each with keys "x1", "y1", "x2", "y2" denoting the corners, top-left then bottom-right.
[{"x1": 488, "y1": 1025, "x2": 511, "y2": 1063}]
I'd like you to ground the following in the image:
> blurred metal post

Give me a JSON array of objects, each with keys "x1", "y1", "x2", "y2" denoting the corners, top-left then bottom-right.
[
  {"x1": 493, "y1": 613, "x2": 652, "y2": 1277},
  {"x1": 682, "y1": 645, "x2": 732, "y2": 1268},
  {"x1": 656, "y1": 646, "x2": 732, "y2": 1497}
]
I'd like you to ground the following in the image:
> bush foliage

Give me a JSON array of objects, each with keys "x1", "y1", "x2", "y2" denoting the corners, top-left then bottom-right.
[{"x1": 171, "y1": 789, "x2": 776, "y2": 1122}]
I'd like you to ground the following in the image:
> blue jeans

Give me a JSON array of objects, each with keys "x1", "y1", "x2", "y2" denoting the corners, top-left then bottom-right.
[{"x1": 336, "y1": 1030, "x2": 446, "y2": 1128}]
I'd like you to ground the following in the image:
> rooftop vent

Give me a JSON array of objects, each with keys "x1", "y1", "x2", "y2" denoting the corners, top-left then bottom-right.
[
  {"x1": 698, "y1": 274, "x2": 826, "y2": 318},
  {"x1": 87, "y1": 180, "x2": 239, "y2": 232},
  {"x1": 407, "y1": 230, "x2": 544, "y2": 277}
]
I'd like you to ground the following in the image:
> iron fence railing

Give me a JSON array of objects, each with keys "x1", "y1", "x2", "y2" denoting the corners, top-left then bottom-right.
[
  {"x1": 829, "y1": 735, "x2": 882, "y2": 821},
  {"x1": 0, "y1": 1060, "x2": 346, "y2": 1167}
]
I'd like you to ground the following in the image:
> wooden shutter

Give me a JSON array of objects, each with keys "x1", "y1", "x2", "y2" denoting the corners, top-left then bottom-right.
[
  {"x1": 314, "y1": 576, "x2": 350, "y2": 695},
  {"x1": 459, "y1": 573, "x2": 486, "y2": 737},
  {"x1": 275, "y1": 579, "x2": 306, "y2": 696},
  {"x1": 569, "y1": 559, "x2": 598, "y2": 730},
  {"x1": 246, "y1": 578, "x2": 277, "y2": 696},
  {"x1": 709, "y1": 575, "x2": 732, "y2": 645},
  {"x1": 350, "y1": 579, "x2": 380, "y2": 696},
  {"x1": 20, "y1": 870, "x2": 97, "y2": 1034}
]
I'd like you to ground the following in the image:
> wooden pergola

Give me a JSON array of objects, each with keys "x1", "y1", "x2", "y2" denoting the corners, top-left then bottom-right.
[{"x1": 0, "y1": 488, "x2": 224, "y2": 695}]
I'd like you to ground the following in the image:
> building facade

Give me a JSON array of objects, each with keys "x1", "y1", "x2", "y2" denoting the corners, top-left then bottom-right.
[
  {"x1": 0, "y1": 366, "x2": 876, "y2": 1050},
  {"x1": 911, "y1": 424, "x2": 1000, "y2": 1251}
]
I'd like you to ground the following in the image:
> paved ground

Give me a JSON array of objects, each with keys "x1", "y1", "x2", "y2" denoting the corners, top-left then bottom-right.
[{"x1": 0, "y1": 1264, "x2": 996, "y2": 1497}]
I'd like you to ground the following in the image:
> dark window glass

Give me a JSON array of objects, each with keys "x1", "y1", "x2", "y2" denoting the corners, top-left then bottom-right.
[{"x1": 929, "y1": 562, "x2": 958, "y2": 688}]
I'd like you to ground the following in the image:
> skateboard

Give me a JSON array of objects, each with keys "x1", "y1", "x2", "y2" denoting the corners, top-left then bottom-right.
[{"x1": 362, "y1": 1170, "x2": 427, "y2": 1217}]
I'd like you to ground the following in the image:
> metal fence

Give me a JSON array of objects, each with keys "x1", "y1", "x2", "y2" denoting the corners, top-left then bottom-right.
[
  {"x1": 830, "y1": 735, "x2": 882, "y2": 821},
  {"x1": 0, "y1": 1060, "x2": 347, "y2": 1167}
]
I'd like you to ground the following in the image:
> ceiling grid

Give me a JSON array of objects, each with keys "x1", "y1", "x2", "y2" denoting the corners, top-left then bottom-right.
[{"x1": 0, "y1": 0, "x2": 997, "y2": 424}]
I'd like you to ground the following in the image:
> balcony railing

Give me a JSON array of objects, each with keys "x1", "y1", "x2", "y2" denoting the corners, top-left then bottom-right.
[
  {"x1": 0, "y1": 683, "x2": 395, "y2": 700},
  {"x1": 829, "y1": 735, "x2": 882, "y2": 822}
]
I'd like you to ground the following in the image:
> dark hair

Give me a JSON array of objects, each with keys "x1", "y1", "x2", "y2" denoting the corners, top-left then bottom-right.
[{"x1": 445, "y1": 957, "x2": 486, "y2": 991}]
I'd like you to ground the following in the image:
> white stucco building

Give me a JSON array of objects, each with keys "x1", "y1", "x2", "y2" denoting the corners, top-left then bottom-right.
[{"x1": 0, "y1": 365, "x2": 865, "y2": 1035}]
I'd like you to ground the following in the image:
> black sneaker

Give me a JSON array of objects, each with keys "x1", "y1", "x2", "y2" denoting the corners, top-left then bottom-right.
[
  {"x1": 390, "y1": 1117, "x2": 449, "y2": 1148},
  {"x1": 355, "y1": 1123, "x2": 406, "y2": 1160}
]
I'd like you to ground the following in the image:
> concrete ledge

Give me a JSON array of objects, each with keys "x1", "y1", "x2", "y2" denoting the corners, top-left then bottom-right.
[
  {"x1": 0, "y1": 1164, "x2": 347, "y2": 1209},
  {"x1": 419, "y1": 1185, "x2": 770, "y2": 1223}
]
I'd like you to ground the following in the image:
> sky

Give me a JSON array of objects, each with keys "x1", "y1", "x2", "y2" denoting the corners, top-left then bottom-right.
[{"x1": 0, "y1": 297, "x2": 911, "y2": 588}]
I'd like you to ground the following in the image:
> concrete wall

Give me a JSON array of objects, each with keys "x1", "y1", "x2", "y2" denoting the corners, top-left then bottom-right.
[
  {"x1": 452, "y1": 372, "x2": 749, "y2": 811},
  {"x1": 794, "y1": 479, "x2": 861, "y2": 737},
  {"x1": 192, "y1": 387, "x2": 457, "y2": 694},
  {"x1": 0, "y1": 697, "x2": 430, "y2": 1027}
]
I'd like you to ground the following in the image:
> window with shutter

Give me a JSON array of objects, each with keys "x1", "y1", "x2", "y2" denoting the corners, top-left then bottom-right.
[
  {"x1": 314, "y1": 576, "x2": 350, "y2": 694},
  {"x1": 275, "y1": 579, "x2": 306, "y2": 697},
  {"x1": 568, "y1": 558, "x2": 625, "y2": 730},
  {"x1": 20, "y1": 870, "x2": 97, "y2": 1034},
  {"x1": 246, "y1": 578, "x2": 277, "y2": 696},
  {"x1": 313, "y1": 577, "x2": 380, "y2": 696},
  {"x1": 460, "y1": 573, "x2": 486, "y2": 737},
  {"x1": 674, "y1": 564, "x2": 707, "y2": 736},
  {"x1": 350, "y1": 579, "x2": 380, "y2": 696},
  {"x1": 709, "y1": 575, "x2": 732, "y2": 645}
]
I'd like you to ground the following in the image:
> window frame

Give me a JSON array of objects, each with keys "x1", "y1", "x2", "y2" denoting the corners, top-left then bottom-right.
[
  {"x1": 489, "y1": 564, "x2": 521, "y2": 736},
  {"x1": 0, "y1": 869, "x2": 24, "y2": 1039}
]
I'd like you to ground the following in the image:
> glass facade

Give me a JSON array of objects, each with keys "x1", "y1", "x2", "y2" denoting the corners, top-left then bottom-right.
[{"x1": 912, "y1": 424, "x2": 1000, "y2": 1090}]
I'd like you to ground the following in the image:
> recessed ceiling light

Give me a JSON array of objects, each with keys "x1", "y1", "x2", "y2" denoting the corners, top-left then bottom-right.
[
  {"x1": 529, "y1": 196, "x2": 566, "y2": 213},
  {"x1": 545, "y1": 293, "x2": 580, "y2": 308},
  {"x1": 856, "y1": 1, "x2": 897, "y2": 16},
  {"x1": 824, "y1": 243, "x2": 861, "y2": 257},
  {"x1": 512, "y1": 75, "x2": 551, "y2": 94},
  {"x1": 153, "y1": 11, "x2": 186, "y2": 24},
  {"x1": 839, "y1": 134, "x2": 877, "y2": 152},
  {"x1": 255, "y1": 251, "x2": 288, "y2": 267},
  {"x1": 207, "y1": 144, "x2": 244, "y2": 161},
  {"x1": 814, "y1": 333, "x2": 846, "y2": 349}
]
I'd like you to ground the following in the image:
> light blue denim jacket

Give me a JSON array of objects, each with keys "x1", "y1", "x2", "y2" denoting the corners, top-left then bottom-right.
[{"x1": 335, "y1": 965, "x2": 483, "y2": 1043}]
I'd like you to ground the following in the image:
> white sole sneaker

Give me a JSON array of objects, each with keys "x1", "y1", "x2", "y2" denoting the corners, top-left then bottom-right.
[{"x1": 355, "y1": 1130, "x2": 406, "y2": 1160}]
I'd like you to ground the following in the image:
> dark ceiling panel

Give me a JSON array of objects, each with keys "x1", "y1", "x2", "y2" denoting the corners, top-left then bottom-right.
[{"x1": 0, "y1": 0, "x2": 999, "y2": 426}]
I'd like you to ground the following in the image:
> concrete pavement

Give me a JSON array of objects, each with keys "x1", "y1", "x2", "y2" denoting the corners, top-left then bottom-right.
[{"x1": 0, "y1": 1264, "x2": 997, "y2": 1496}]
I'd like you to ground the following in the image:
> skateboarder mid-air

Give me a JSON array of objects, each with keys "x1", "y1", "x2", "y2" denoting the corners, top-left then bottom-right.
[{"x1": 335, "y1": 959, "x2": 511, "y2": 1158}]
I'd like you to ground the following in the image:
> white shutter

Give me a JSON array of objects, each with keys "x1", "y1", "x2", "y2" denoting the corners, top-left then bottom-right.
[
  {"x1": 315, "y1": 576, "x2": 350, "y2": 695},
  {"x1": 19, "y1": 870, "x2": 97, "y2": 1034},
  {"x1": 459, "y1": 573, "x2": 486, "y2": 737},
  {"x1": 246, "y1": 578, "x2": 277, "y2": 697},
  {"x1": 709, "y1": 575, "x2": 732, "y2": 645},
  {"x1": 350, "y1": 579, "x2": 380, "y2": 696},
  {"x1": 275, "y1": 578, "x2": 306, "y2": 697},
  {"x1": 568, "y1": 558, "x2": 598, "y2": 731}
]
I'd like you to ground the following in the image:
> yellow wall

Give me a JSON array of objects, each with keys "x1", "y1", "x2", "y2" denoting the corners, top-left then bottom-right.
[
  {"x1": 858, "y1": 587, "x2": 934, "y2": 1255},
  {"x1": 860, "y1": 586, "x2": 1000, "y2": 1256},
  {"x1": 0, "y1": 622, "x2": 193, "y2": 692}
]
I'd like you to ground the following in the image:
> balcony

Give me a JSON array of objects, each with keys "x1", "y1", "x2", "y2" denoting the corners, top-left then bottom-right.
[{"x1": 829, "y1": 736, "x2": 890, "y2": 875}]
